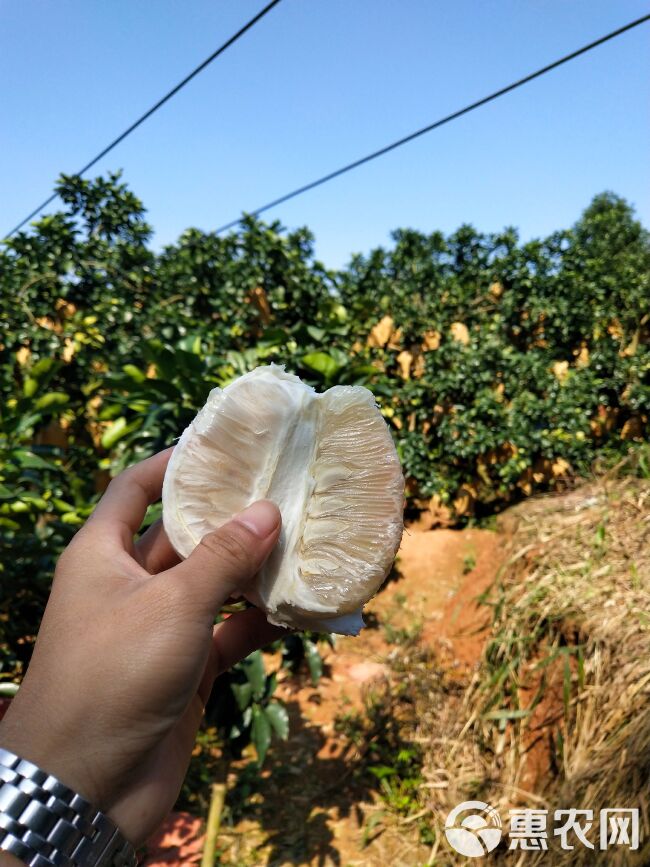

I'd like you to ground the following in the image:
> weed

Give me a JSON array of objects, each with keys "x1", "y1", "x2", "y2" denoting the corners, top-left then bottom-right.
[
  {"x1": 383, "y1": 619, "x2": 422, "y2": 646},
  {"x1": 462, "y1": 550, "x2": 477, "y2": 574}
]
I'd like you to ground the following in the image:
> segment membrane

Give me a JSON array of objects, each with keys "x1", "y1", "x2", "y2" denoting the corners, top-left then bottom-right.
[{"x1": 300, "y1": 386, "x2": 404, "y2": 610}]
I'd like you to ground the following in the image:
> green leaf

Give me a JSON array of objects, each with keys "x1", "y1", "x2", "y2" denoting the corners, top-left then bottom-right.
[
  {"x1": 251, "y1": 704, "x2": 272, "y2": 764},
  {"x1": 101, "y1": 417, "x2": 127, "y2": 449},
  {"x1": 122, "y1": 364, "x2": 146, "y2": 383},
  {"x1": 329, "y1": 347, "x2": 350, "y2": 367},
  {"x1": 258, "y1": 327, "x2": 288, "y2": 347},
  {"x1": 265, "y1": 701, "x2": 289, "y2": 740},
  {"x1": 302, "y1": 351, "x2": 343, "y2": 380},
  {"x1": 100, "y1": 417, "x2": 141, "y2": 449},
  {"x1": 264, "y1": 671, "x2": 277, "y2": 700},
  {"x1": 349, "y1": 363, "x2": 378, "y2": 378},
  {"x1": 361, "y1": 811, "x2": 385, "y2": 848},
  {"x1": 126, "y1": 399, "x2": 151, "y2": 413},
  {"x1": 231, "y1": 681, "x2": 253, "y2": 712},
  {"x1": 34, "y1": 392, "x2": 69, "y2": 410},
  {"x1": 0, "y1": 683, "x2": 19, "y2": 697},
  {"x1": 368, "y1": 764, "x2": 397, "y2": 780},
  {"x1": 52, "y1": 498, "x2": 75, "y2": 513},
  {"x1": 142, "y1": 501, "x2": 163, "y2": 528},
  {"x1": 141, "y1": 379, "x2": 182, "y2": 401},
  {"x1": 176, "y1": 334, "x2": 202, "y2": 355},
  {"x1": 243, "y1": 650, "x2": 266, "y2": 700},
  {"x1": 303, "y1": 638, "x2": 323, "y2": 685},
  {"x1": 31, "y1": 358, "x2": 56, "y2": 378},
  {"x1": 11, "y1": 450, "x2": 57, "y2": 470},
  {"x1": 19, "y1": 494, "x2": 47, "y2": 510},
  {"x1": 306, "y1": 325, "x2": 326, "y2": 341},
  {"x1": 98, "y1": 403, "x2": 124, "y2": 421},
  {"x1": 23, "y1": 377, "x2": 39, "y2": 397},
  {"x1": 13, "y1": 413, "x2": 43, "y2": 436},
  {"x1": 143, "y1": 341, "x2": 177, "y2": 380}
]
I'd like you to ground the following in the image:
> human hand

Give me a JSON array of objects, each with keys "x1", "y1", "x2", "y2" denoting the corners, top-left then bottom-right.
[{"x1": 0, "y1": 447, "x2": 284, "y2": 848}]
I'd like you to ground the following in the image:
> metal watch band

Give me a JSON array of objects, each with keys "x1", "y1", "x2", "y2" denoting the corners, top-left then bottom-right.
[{"x1": 0, "y1": 747, "x2": 137, "y2": 866}]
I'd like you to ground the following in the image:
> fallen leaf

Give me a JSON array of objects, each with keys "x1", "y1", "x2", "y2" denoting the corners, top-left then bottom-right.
[{"x1": 143, "y1": 811, "x2": 204, "y2": 866}]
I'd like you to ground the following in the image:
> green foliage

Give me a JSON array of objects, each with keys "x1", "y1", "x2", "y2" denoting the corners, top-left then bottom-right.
[
  {"x1": 199, "y1": 645, "x2": 289, "y2": 767},
  {"x1": 340, "y1": 198, "x2": 649, "y2": 516},
  {"x1": 462, "y1": 550, "x2": 477, "y2": 574},
  {"x1": 382, "y1": 620, "x2": 423, "y2": 646},
  {"x1": 335, "y1": 684, "x2": 429, "y2": 843},
  {"x1": 1, "y1": 173, "x2": 648, "y2": 776},
  {"x1": 280, "y1": 631, "x2": 334, "y2": 685}
]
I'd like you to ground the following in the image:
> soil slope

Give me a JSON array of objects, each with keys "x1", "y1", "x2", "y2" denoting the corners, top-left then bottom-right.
[{"x1": 145, "y1": 523, "x2": 507, "y2": 866}]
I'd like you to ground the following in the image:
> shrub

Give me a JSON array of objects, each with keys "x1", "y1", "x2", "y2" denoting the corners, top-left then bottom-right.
[{"x1": 1, "y1": 175, "x2": 647, "y2": 685}]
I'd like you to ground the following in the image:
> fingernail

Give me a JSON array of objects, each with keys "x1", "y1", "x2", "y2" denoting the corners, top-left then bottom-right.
[{"x1": 233, "y1": 500, "x2": 280, "y2": 538}]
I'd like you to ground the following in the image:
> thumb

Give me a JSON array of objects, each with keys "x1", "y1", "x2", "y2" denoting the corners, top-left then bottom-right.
[{"x1": 164, "y1": 500, "x2": 281, "y2": 616}]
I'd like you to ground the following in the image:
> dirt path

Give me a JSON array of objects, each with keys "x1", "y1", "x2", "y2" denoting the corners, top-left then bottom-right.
[
  {"x1": 145, "y1": 523, "x2": 509, "y2": 866},
  {"x1": 294, "y1": 525, "x2": 504, "y2": 713}
]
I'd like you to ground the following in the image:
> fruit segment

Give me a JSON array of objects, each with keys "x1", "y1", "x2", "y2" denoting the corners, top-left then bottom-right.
[{"x1": 162, "y1": 365, "x2": 404, "y2": 634}]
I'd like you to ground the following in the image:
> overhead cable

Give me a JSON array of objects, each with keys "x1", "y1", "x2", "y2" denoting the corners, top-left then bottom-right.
[
  {"x1": 215, "y1": 13, "x2": 650, "y2": 233},
  {"x1": 5, "y1": 0, "x2": 283, "y2": 238}
]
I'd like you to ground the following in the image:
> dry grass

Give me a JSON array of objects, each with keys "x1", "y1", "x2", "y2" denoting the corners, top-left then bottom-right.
[
  {"x1": 199, "y1": 461, "x2": 650, "y2": 866},
  {"x1": 412, "y1": 465, "x2": 650, "y2": 864}
]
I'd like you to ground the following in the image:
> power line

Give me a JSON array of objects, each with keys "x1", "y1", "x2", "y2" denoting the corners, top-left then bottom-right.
[
  {"x1": 215, "y1": 12, "x2": 650, "y2": 234},
  {"x1": 5, "y1": 0, "x2": 283, "y2": 239}
]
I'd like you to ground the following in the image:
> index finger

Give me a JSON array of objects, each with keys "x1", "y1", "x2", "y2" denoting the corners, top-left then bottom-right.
[{"x1": 85, "y1": 447, "x2": 175, "y2": 542}]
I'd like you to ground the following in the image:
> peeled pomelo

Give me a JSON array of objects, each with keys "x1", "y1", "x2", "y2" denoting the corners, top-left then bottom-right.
[{"x1": 162, "y1": 365, "x2": 404, "y2": 634}]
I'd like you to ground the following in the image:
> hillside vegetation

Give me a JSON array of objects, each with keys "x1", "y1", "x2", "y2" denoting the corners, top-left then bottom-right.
[{"x1": 1, "y1": 174, "x2": 648, "y2": 790}]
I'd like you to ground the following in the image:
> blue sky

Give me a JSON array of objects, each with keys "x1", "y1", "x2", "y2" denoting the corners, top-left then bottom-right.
[{"x1": 1, "y1": 1, "x2": 648, "y2": 269}]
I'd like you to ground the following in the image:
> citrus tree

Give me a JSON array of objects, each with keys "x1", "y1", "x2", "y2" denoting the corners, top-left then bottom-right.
[{"x1": 1, "y1": 174, "x2": 648, "y2": 776}]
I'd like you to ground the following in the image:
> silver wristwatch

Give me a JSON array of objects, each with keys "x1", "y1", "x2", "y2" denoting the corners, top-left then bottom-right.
[{"x1": 0, "y1": 747, "x2": 137, "y2": 866}]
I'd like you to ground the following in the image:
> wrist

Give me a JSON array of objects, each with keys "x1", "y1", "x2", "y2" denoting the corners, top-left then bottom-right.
[
  {"x1": 0, "y1": 689, "x2": 105, "y2": 811},
  {"x1": 0, "y1": 744, "x2": 138, "y2": 866}
]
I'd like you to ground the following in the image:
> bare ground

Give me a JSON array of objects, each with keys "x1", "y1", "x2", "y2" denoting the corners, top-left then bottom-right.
[{"x1": 145, "y1": 522, "x2": 508, "y2": 866}]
